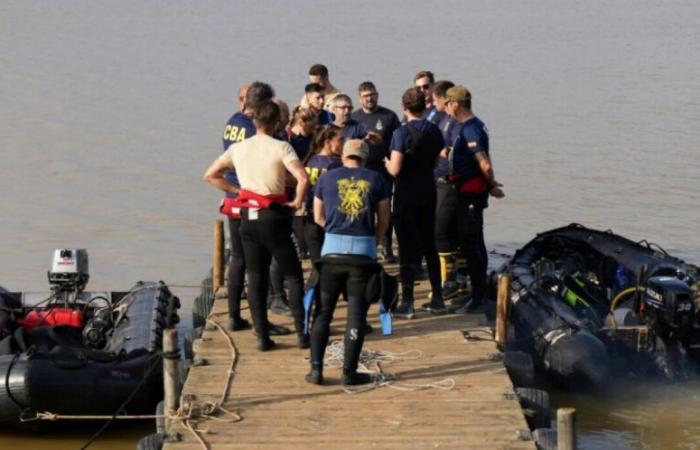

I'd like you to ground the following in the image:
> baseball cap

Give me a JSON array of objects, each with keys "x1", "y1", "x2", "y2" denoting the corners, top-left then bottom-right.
[
  {"x1": 445, "y1": 85, "x2": 472, "y2": 102},
  {"x1": 342, "y1": 139, "x2": 369, "y2": 160}
]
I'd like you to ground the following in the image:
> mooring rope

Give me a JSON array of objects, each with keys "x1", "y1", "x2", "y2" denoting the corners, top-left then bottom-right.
[{"x1": 319, "y1": 340, "x2": 456, "y2": 394}]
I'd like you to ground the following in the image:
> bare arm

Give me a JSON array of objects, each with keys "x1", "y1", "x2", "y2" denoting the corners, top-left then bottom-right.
[
  {"x1": 203, "y1": 156, "x2": 239, "y2": 194},
  {"x1": 385, "y1": 150, "x2": 404, "y2": 177},
  {"x1": 375, "y1": 198, "x2": 390, "y2": 244},
  {"x1": 313, "y1": 196, "x2": 326, "y2": 228},
  {"x1": 284, "y1": 159, "x2": 309, "y2": 210},
  {"x1": 474, "y1": 152, "x2": 504, "y2": 198}
]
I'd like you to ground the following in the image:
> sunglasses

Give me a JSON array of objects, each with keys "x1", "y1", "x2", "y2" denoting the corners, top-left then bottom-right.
[{"x1": 416, "y1": 84, "x2": 431, "y2": 92}]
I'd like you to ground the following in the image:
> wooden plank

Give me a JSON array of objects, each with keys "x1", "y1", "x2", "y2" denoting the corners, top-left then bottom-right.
[{"x1": 165, "y1": 267, "x2": 535, "y2": 450}]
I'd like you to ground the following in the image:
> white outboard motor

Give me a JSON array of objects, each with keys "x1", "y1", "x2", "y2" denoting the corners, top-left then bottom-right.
[{"x1": 48, "y1": 249, "x2": 89, "y2": 293}]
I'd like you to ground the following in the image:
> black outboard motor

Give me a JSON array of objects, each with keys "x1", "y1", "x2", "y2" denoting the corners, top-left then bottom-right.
[{"x1": 643, "y1": 276, "x2": 695, "y2": 339}]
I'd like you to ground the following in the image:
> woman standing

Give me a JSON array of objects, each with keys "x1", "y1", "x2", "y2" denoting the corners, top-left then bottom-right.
[
  {"x1": 204, "y1": 99, "x2": 309, "y2": 351},
  {"x1": 306, "y1": 139, "x2": 390, "y2": 386},
  {"x1": 303, "y1": 125, "x2": 344, "y2": 263}
]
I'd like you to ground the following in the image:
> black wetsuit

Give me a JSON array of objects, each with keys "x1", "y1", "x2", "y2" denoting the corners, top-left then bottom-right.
[{"x1": 388, "y1": 119, "x2": 444, "y2": 301}]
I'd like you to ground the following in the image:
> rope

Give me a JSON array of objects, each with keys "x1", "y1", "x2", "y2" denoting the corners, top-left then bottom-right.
[{"x1": 318, "y1": 340, "x2": 456, "y2": 394}]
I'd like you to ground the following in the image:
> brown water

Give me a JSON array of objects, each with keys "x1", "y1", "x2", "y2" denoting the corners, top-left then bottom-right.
[{"x1": 1, "y1": 0, "x2": 699, "y2": 448}]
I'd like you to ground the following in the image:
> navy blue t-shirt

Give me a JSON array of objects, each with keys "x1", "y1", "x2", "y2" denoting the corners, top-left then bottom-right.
[
  {"x1": 389, "y1": 119, "x2": 444, "y2": 208},
  {"x1": 450, "y1": 116, "x2": 489, "y2": 180},
  {"x1": 317, "y1": 110, "x2": 335, "y2": 126},
  {"x1": 305, "y1": 154, "x2": 342, "y2": 210},
  {"x1": 288, "y1": 131, "x2": 312, "y2": 161},
  {"x1": 222, "y1": 112, "x2": 256, "y2": 189},
  {"x1": 351, "y1": 106, "x2": 401, "y2": 173},
  {"x1": 340, "y1": 119, "x2": 369, "y2": 140},
  {"x1": 433, "y1": 114, "x2": 459, "y2": 179},
  {"x1": 315, "y1": 167, "x2": 388, "y2": 236}
]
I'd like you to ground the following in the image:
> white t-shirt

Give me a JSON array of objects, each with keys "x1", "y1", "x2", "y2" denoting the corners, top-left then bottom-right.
[{"x1": 218, "y1": 134, "x2": 299, "y2": 195}]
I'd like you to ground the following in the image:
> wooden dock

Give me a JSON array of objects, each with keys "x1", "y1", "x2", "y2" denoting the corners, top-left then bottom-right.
[{"x1": 165, "y1": 266, "x2": 535, "y2": 450}]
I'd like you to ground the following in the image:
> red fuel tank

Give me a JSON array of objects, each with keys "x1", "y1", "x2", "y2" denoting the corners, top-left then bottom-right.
[{"x1": 18, "y1": 308, "x2": 85, "y2": 331}]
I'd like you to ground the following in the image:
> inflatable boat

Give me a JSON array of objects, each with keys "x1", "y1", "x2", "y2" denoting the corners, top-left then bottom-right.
[
  {"x1": 497, "y1": 224, "x2": 700, "y2": 389},
  {"x1": 0, "y1": 250, "x2": 180, "y2": 424}
]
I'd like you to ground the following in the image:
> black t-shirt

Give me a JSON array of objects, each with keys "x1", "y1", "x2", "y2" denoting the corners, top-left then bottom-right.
[
  {"x1": 388, "y1": 119, "x2": 444, "y2": 210},
  {"x1": 351, "y1": 106, "x2": 400, "y2": 173}
]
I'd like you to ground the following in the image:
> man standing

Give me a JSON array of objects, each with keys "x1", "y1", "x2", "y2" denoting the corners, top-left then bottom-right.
[
  {"x1": 308, "y1": 63, "x2": 342, "y2": 111},
  {"x1": 220, "y1": 82, "x2": 290, "y2": 335},
  {"x1": 414, "y1": 70, "x2": 437, "y2": 121},
  {"x1": 332, "y1": 95, "x2": 382, "y2": 145},
  {"x1": 386, "y1": 88, "x2": 446, "y2": 318},
  {"x1": 444, "y1": 86, "x2": 504, "y2": 312},
  {"x1": 304, "y1": 83, "x2": 334, "y2": 126},
  {"x1": 351, "y1": 81, "x2": 401, "y2": 262}
]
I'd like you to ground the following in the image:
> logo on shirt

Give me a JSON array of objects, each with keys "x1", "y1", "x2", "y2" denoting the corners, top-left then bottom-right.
[
  {"x1": 375, "y1": 119, "x2": 383, "y2": 131},
  {"x1": 337, "y1": 177, "x2": 371, "y2": 221}
]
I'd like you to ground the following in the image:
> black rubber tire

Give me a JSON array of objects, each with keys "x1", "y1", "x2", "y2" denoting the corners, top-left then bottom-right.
[
  {"x1": 192, "y1": 296, "x2": 207, "y2": 329},
  {"x1": 504, "y1": 350, "x2": 536, "y2": 388},
  {"x1": 532, "y1": 427, "x2": 557, "y2": 450},
  {"x1": 136, "y1": 433, "x2": 165, "y2": 450},
  {"x1": 516, "y1": 387, "x2": 551, "y2": 430},
  {"x1": 155, "y1": 401, "x2": 165, "y2": 434},
  {"x1": 184, "y1": 327, "x2": 203, "y2": 361}
]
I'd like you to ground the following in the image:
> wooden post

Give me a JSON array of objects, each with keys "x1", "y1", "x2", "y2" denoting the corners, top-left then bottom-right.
[
  {"x1": 213, "y1": 219, "x2": 225, "y2": 293},
  {"x1": 163, "y1": 328, "x2": 180, "y2": 433},
  {"x1": 557, "y1": 407, "x2": 576, "y2": 450},
  {"x1": 495, "y1": 272, "x2": 511, "y2": 351}
]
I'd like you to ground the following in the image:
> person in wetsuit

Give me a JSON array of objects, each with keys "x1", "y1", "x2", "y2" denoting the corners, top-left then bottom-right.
[
  {"x1": 444, "y1": 86, "x2": 504, "y2": 312},
  {"x1": 205, "y1": 99, "x2": 310, "y2": 351},
  {"x1": 306, "y1": 139, "x2": 390, "y2": 386},
  {"x1": 386, "y1": 87, "x2": 446, "y2": 318},
  {"x1": 221, "y1": 82, "x2": 272, "y2": 332},
  {"x1": 303, "y1": 125, "x2": 344, "y2": 264}
]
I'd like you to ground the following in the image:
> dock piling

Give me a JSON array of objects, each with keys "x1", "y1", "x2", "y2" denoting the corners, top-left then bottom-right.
[
  {"x1": 557, "y1": 407, "x2": 577, "y2": 450},
  {"x1": 213, "y1": 219, "x2": 225, "y2": 293},
  {"x1": 496, "y1": 272, "x2": 512, "y2": 350},
  {"x1": 163, "y1": 328, "x2": 180, "y2": 433}
]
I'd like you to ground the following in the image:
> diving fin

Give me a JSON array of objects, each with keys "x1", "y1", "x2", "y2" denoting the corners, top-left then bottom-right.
[
  {"x1": 379, "y1": 303, "x2": 393, "y2": 336},
  {"x1": 303, "y1": 286, "x2": 315, "y2": 335}
]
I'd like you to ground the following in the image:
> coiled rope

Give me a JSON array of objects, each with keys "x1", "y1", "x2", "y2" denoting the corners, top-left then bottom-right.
[{"x1": 318, "y1": 340, "x2": 456, "y2": 394}]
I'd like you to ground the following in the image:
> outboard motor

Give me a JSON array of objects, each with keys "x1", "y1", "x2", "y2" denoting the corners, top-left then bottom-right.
[{"x1": 643, "y1": 276, "x2": 695, "y2": 339}]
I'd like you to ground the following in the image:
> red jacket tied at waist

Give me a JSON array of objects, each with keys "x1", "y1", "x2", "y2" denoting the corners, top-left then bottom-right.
[
  {"x1": 219, "y1": 190, "x2": 289, "y2": 218},
  {"x1": 447, "y1": 174, "x2": 487, "y2": 194}
]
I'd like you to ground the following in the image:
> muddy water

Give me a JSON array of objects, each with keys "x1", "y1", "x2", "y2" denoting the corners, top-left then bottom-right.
[{"x1": 2, "y1": 0, "x2": 699, "y2": 448}]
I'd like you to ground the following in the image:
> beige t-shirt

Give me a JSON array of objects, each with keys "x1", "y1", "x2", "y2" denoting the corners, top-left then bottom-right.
[{"x1": 218, "y1": 134, "x2": 299, "y2": 195}]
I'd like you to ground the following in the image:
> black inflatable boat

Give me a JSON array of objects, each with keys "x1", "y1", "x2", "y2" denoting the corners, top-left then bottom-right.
[
  {"x1": 0, "y1": 281, "x2": 180, "y2": 424},
  {"x1": 497, "y1": 224, "x2": 700, "y2": 389}
]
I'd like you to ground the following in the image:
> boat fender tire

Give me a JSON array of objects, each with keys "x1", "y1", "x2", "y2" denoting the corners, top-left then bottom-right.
[
  {"x1": 155, "y1": 401, "x2": 165, "y2": 434},
  {"x1": 532, "y1": 427, "x2": 557, "y2": 450},
  {"x1": 516, "y1": 387, "x2": 551, "y2": 430},
  {"x1": 504, "y1": 350, "x2": 535, "y2": 388},
  {"x1": 137, "y1": 433, "x2": 165, "y2": 450},
  {"x1": 192, "y1": 296, "x2": 207, "y2": 329},
  {"x1": 184, "y1": 327, "x2": 203, "y2": 361}
]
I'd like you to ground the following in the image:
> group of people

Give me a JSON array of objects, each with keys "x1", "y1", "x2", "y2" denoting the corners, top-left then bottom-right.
[{"x1": 203, "y1": 64, "x2": 504, "y2": 386}]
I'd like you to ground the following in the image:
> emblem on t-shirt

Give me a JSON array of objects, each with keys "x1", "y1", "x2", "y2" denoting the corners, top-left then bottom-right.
[
  {"x1": 337, "y1": 177, "x2": 371, "y2": 221},
  {"x1": 375, "y1": 120, "x2": 383, "y2": 131}
]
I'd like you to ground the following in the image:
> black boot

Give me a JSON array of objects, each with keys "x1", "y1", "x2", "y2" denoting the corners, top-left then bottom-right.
[
  {"x1": 228, "y1": 316, "x2": 251, "y2": 331},
  {"x1": 341, "y1": 370, "x2": 372, "y2": 386},
  {"x1": 394, "y1": 293, "x2": 415, "y2": 319},
  {"x1": 297, "y1": 333, "x2": 310, "y2": 349},
  {"x1": 268, "y1": 292, "x2": 292, "y2": 316},
  {"x1": 421, "y1": 294, "x2": 447, "y2": 315},
  {"x1": 257, "y1": 336, "x2": 275, "y2": 351},
  {"x1": 305, "y1": 367, "x2": 323, "y2": 385}
]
